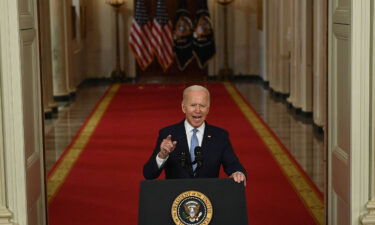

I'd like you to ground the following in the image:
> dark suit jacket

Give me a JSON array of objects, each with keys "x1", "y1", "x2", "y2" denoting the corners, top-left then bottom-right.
[{"x1": 143, "y1": 120, "x2": 246, "y2": 179}]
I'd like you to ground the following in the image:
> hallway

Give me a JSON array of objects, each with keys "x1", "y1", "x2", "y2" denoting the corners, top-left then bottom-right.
[
  {"x1": 44, "y1": 78, "x2": 325, "y2": 193},
  {"x1": 3, "y1": 0, "x2": 375, "y2": 223}
]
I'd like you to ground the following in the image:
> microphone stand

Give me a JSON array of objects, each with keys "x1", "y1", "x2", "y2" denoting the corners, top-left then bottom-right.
[
  {"x1": 194, "y1": 146, "x2": 203, "y2": 169},
  {"x1": 180, "y1": 151, "x2": 188, "y2": 169},
  {"x1": 192, "y1": 146, "x2": 204, "y2": 177}
]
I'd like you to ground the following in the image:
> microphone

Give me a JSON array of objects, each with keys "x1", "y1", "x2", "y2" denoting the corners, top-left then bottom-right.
[{"x1": 194, "y1": 146, "x2": 203, "y2": 168}]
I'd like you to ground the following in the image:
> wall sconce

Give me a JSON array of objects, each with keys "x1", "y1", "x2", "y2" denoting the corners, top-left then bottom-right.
[
  {"x1": 106, "y1": 0, "x2": 125, "y2": 7},
  {"x1": 217, "y1": 0, "x2": 234, "y2": 5}
]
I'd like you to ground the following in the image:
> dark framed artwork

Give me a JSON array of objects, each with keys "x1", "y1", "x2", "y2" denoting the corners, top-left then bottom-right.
[{"x1": 71, "y1": 6, "x2": 77, "y2": 39}]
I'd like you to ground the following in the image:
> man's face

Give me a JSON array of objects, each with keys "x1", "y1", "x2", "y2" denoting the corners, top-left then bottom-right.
[{"x1": 182, "y1": 90, "x2": 210, "y2": 128}]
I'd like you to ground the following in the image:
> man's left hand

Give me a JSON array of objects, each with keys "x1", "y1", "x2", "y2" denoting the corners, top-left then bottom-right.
[{"x1": 230, "y1": 172, "x2": 246, "y2": 186}]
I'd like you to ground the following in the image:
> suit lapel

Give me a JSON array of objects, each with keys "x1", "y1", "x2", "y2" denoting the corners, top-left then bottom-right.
[
  {"x1": 201, "y1": 122, "x2": 212, "y2": 156},
  {"x1": 176, "y1": 120, "x2": 189, "y2": 154}
]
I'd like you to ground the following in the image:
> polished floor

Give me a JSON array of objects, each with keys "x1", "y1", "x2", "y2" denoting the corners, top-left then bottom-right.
[
  {"x1": 235, "y1": 80, "x2": 325, "y2": 192},
  {"x1": 44, "y1": 78, "x2": 325, "y2": 192},
  {"x1": 44, "y1": 81, "x2": 109, "y2": 172}
]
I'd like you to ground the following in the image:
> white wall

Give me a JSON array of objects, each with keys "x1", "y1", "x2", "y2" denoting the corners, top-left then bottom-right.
[
  {"x1": 84, "y1": 0, "x2": 135, "y2": 78},
  {"x1": 208, "y1": 0, "x2": 260, "y2": 76}
]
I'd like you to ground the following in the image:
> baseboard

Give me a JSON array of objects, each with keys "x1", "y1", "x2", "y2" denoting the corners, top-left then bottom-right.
[
  {"x1": 313, "y1": 123, "x2": 324, "y2": 140},
  {"x1": 54, "y1": 94, "x2": 71, "y2": 102},
  {"x1": 77, "y1": 77, "x2": 112, "y2": 88}
]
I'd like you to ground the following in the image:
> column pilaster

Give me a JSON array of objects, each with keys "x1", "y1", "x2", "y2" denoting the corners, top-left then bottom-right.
[
  {"x1": 264, "y1": 0, "x2": 272, "y2": 83},
  {"x1": 39, "y1": 0, "x2": 57, "y2": 117},
  {"x1": 287, "y1": 0, "x2": 300, "y2": 107},
  {"x1": 268, "y1": 0, "x2": 277, "y2": 90},
  {"x1": 271, "y1": 0, "x2": 280, "y2": 92},
  {"x1": 299, "y1": 0, "x2": 313, "y2": 112},
  {"x1": 50, "y1": 0, "x2": 69, "y2": 100},
  {"x1": 362, "y1": 2, "x2": 375, "y2": 220},
  {"x1": 313, "y1": 0, "x2": 327, "y2": 127},
  {"x1": 277, "y1": 0, "x2": 291, "y2": 94},
  {"x1": 260, "y1": 0, "x2": 267, "y2": 81},
  {"x1": 64, "y1": 0, "x2": 77, "y2": 96}
]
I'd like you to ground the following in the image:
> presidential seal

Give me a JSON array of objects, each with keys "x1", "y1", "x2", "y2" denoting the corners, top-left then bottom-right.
[{"x1": 171, "y1": 190, "x2": 213, "y2": 225}]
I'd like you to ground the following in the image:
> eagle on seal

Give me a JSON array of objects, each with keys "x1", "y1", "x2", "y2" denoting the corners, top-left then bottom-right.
[{"x1": 184, "y1": 201, "x2": 203, "y2": 222}]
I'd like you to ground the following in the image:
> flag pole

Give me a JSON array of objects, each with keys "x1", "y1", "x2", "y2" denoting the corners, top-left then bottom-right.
[{"x1": 106, "y1": 0, "x2": 126, "y2": 82}]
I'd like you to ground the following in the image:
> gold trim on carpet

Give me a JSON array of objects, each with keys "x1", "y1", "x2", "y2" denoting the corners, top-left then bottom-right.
[
  {"x1": 224, "y1": 82, "x2": 324, "y2": 225},
  {"x1": 47, "y1": 84, "x2": 121, "y2": 204}
]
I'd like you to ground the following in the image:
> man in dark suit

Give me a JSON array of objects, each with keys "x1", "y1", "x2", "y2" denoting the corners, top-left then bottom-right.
[{"x1": 143, "y1": 85, "x2": 246, "y2": 185}]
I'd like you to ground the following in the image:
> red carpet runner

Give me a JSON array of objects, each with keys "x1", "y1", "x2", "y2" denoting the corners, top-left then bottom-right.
[{"x1": 48, "y1": 82, "x2": 323, "y2": 225}]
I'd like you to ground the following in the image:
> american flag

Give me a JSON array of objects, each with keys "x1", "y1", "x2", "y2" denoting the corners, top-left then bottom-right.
[
  {"x1": 151, "y1": 0, "x2": 173, "y2": 71},
  {"x1": 129, "y1": 0, "x2": 154, "y2": 70}
]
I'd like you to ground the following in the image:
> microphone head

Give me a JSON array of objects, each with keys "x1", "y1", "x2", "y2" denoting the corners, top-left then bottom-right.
[{"x1": 194, "y1": 146, "x2": 202, "y2": 156}]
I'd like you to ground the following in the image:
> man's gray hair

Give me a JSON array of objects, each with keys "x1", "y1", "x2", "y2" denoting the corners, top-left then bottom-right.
[{"x1": 182, "y1": 85, "x2": 211, "y2": 104}]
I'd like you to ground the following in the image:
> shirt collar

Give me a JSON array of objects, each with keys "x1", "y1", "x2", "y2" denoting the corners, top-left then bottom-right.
[{"x1": 184, "y1": 120, "x2": 205, "y2": 133}]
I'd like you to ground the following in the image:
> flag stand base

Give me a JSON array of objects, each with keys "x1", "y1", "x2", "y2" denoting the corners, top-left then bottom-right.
[{"x1": 111, "y1": 69, "x2": 126, "y2": 83}]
